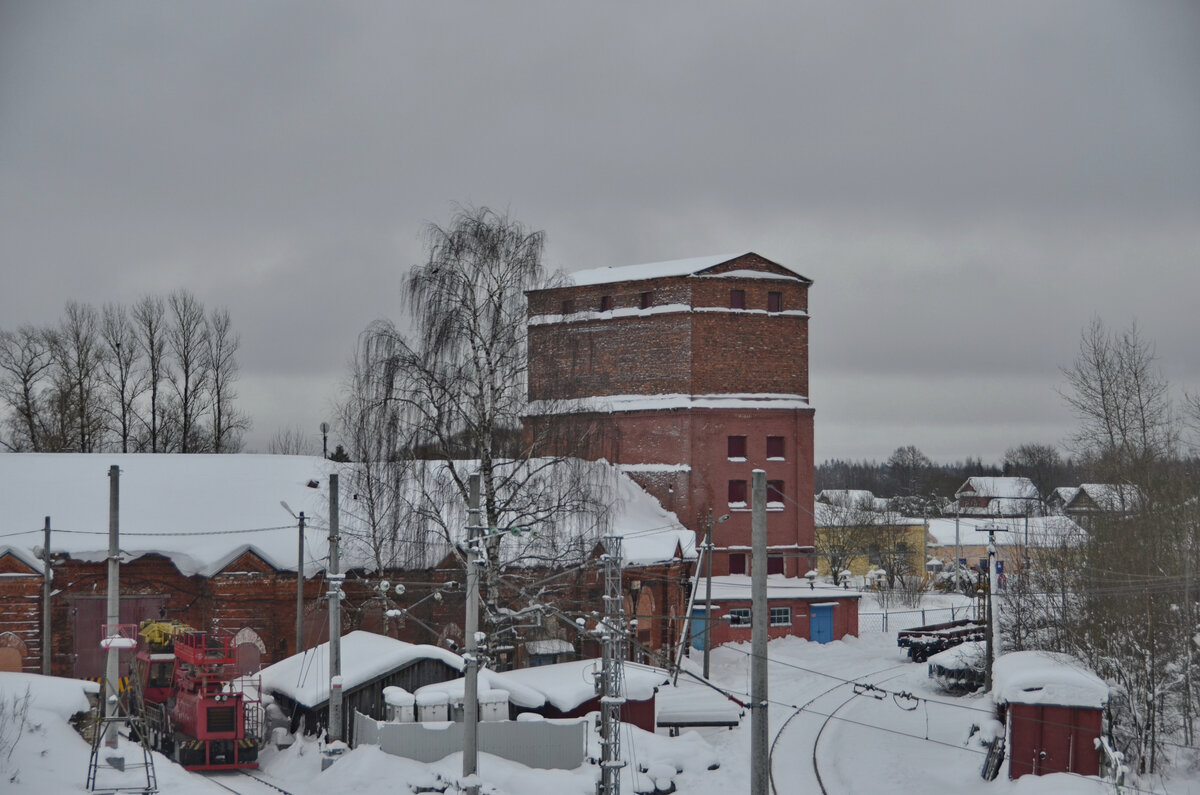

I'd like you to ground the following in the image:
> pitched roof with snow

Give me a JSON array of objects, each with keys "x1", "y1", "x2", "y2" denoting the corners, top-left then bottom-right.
[
  {"x1": 566, "y1": 252, "x2": 811, "y2": 288},
  {"x1": 925, "y1": 515, "x2": 1084, "y2": 548},
  {"x1": 259, "y1": 630, "x2": 464, "y2": 707},
  {"x1": 992, "y1": 651, "x2": 1108, "y2": 709},
  {"x1": 0, "y1": 453, "x2": 693, "y2": 576},
  {"x1": 955, "y1": 477, "x2": 1040, "y2": 501}
]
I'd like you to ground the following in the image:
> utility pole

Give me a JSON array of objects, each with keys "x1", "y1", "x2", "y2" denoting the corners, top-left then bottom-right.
[
  {"x1": 598, "y1": 535, "x2": 626, "y2": 795},
  {"x1": 703, "y1": 510, "x2": 714, "y2": 680},
  {"x1": 954, "y1": 510, "x2": 962, "y2": 593},
  {"x1": 702, "y1": 510, "x2": 728, "y2": 680},
  {"x1": 463, "y1": 473, "x2": 482, "y2": 795},
  {"x1": 983, "y1": 524, "x2": 1007, "y2": 692},
  {"x1": 104, "y1": 466, "x2": 120, "y2": 748},
  {"x1": 296, "y1": 511, "x2": 305, "y2": 655},
  {"x1": 750, "y1": 470, "x2": 768, "y2": 795},
  {"x1": 327, "y1": 475, "x2": 344, "y2": 746},
  {"x1": 42, "y1": 516, "x2": 51, "y2": 676}
]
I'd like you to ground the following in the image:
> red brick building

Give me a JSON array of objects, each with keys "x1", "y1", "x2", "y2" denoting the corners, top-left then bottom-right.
[{"x1": 525, "y1": 252, "x2": 816, "y2": 577}]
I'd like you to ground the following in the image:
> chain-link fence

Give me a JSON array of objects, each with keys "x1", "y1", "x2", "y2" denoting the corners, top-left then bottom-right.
[{"x1": 858, "y1": 605, "x2": 977, "y2": 634}]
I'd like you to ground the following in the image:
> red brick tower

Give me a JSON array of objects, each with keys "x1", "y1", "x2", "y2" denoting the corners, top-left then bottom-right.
[{"x1": 524, "y1": 253, "x2": 815, "y2": 576}]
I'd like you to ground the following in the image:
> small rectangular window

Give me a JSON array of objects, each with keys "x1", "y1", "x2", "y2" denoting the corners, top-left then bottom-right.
[
  {"x1": 727, "y1": 435, "x2": 747, "y2": 459},
  {"x1": 561, "y1": 299, "x2": 575, "y2": 315},
  {"x1": 728, "y1": 608, "x2": 752, "y2": 627},
  {"x1": 767, "y1": 555, "x2": 785, "y2": 575},
  {"x1": 766, "y1": 436, "x2": 785, "y2": 459},
  {"x1": 728, "y1": 479, "x2": 748, "y2": 506},
  {"x1": 600, "y1": 296, "x2": 613, "y2": 311},
  {"x1": 768, "y1": 291, "x2": 782, "y2": 312},
  {"x1": 730, "y1": 289, "x2": 746, "y2": 309},
  {"x1": 729, "y1": 553, "x2": 747, "y2": 575},
  {"x1": 767, "y1": 480, "x2": 785, "y2": 503},
  {"x1": 640, "y1": 291, "x2": 653, "y2": 309},
  {"x1": 769, "y1": 606, "x2": 791, "y2": 626}
]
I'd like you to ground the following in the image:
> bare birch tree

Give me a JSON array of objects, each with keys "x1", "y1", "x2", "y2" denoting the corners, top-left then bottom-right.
[
  {"x1": 51, "y1": 301, "x2": 106, "y2": 452},
  {"x1": 99, "y1": 303, "x2": 146, "y2": 452},
  {"x1": 0, "y1": 326, "x2": 54, "y2": 451},
  {"x1": 165, "y1": 290, "x2": 210, "y2": 452},
  {"x1": 132, "y1": 295, "x2": 170, "y2": 452},
  {"x1": 206, "y1": 307, "x2": 249, "y2": 452}
]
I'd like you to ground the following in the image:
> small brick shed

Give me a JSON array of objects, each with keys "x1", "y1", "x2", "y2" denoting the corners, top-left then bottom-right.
[{"x1": 992, "y1": 651, "x2": 1109, "y2": 779}]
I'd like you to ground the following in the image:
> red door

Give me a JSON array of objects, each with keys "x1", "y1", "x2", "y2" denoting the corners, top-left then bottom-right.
[{"x1": 70, "y1": 595, "x2": 168, "y2": 678}]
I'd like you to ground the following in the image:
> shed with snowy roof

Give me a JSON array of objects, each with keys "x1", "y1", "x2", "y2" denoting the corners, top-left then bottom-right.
[
  {"x1": 259, "y1": 630, "x2": 465, "y2": 744},
  {"x1": 992, "y1": 651, "x2": 1108, "y2": 780}
]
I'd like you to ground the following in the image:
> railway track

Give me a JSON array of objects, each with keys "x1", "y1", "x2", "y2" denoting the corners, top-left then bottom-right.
[
  {"x1": 768, "y1": 663, "x2": 910, "y2": 795},
  {"x1": 205, "y1": 769, "x2": 296, "y2": 795}
]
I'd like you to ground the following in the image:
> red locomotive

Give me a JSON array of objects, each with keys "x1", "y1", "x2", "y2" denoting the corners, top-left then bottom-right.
[{"x1": 131, "y1": 619, "x2": 261, "y2": 770}]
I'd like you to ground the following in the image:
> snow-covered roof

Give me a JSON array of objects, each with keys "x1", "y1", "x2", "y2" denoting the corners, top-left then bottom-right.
[
  {"x1": 992, "y1": 651, "x2": 1108, "y2": 708},
  {"x1": 815, "y1": 490, "x2": 876, "y2": 507},
  {"x1": 955, "y1": 477, "x2": 1040, "y2": 501},
  {"x1": 566, "y1": 253, "x2": 810, "y2": 288},
  {"x1": 925, "y1": 515, "x2": 1083, "y2": 548},
  {"x1": 0, "y1": 453, "x2": 338, "y2": 576},
  {"x1": 492, "y1": 659, "x2": 669, "y2": 712},
  {"x1": 1074, "y1": 483, "x2": 1145, "y2": 512},
  {"x1": 259, "y1": 630, "x2": 465, "y2": 708},
  {"x1": 525, "y1": 639, "x2": 575, "y2": 656},
  {"x1": 813, "y1": 501, "x2": 925, "y2": 527},
  {"x1": 0, "y1": 453, "x2": 692, "y2": 576},
  {"x1": 414, "y1": 658, "x2": 669, "y2": 713},
  {"x1": 695, "y1": 575, "x2": 864, "y2": 601}
]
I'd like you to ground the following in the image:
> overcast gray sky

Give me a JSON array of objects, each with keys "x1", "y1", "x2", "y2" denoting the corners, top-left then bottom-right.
[{"x1": 2, "y1": 2, "x2": 1197, "y2": 464}]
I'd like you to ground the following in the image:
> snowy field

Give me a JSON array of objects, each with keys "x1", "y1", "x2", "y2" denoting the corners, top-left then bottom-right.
[{"x1": 1, "y1": 631, "x2": 1191, "y2": 794}]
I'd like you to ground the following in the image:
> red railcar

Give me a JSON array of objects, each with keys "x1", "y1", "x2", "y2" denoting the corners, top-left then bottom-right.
[{"x1": 132, "y1": 620, "x2": 261, "y2": 770}]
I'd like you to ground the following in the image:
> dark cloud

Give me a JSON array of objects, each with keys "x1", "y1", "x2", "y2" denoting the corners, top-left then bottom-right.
[{"x1": 2, "y1": 1, "x2": 1197, "y2": 461}]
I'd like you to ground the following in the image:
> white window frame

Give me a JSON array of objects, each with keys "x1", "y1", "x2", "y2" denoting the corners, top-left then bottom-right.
[
  {"x1": 727, "y1": 608, "x2": 752, "y2": 627},
  {"x1": 769, "y1": 606, "x2": 792, "y2": 627}
]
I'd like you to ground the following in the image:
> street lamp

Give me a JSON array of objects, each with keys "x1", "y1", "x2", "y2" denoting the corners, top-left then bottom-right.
[{"x1": 703, "y1": 510, "x2": 730, "y2": 680}]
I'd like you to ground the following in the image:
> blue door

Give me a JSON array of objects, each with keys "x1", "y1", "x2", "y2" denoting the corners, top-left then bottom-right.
[
  {"x1": 809, "y1": 605, "x2": 834, "y2": 644},
  {"x1": 690, "y1": 607, "x2": 707, "y2": 651}
]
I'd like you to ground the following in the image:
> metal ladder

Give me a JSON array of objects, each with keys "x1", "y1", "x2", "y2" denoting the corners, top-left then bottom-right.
[{"x1": 85, "y1": 668, "x2": 159, "y2": 794}]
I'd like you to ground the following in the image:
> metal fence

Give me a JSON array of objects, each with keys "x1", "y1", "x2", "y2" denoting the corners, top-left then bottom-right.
[
  {"x1": 354, "y1": 711, "x2": 587, "y2": 770},
  {"x1": 859, "y1": 605, "x2": 976, "y2": 633}
]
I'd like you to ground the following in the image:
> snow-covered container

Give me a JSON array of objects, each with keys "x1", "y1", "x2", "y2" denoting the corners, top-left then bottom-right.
[
  {"x1": 383, "y1": 686, "x2": 415, "y2": 723},
  {"x1": 927, "y1": 641, "x2": 985, "y2": 692},
  {"x1": 479, "y1": 689, "x2": 509, "y2": 722},
  {"x1": 992, "y1": 651, "x2": 1108, "y2": 780},
  {"x1": 415, "y1": 690, "x2": 449, "y2": 723}
]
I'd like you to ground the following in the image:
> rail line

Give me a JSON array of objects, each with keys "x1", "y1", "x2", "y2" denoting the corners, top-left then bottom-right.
[
  {"x1": 206, "y1": 769, "x2": 296, "y2": 795},
  {"x1": 767, "y1": 663, "x2": 911, "y2": 795}
]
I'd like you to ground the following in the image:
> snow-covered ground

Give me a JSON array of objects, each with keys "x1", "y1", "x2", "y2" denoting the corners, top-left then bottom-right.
[{"x1": 2, "y1": 631, "x2": 1192, "y2": 794}]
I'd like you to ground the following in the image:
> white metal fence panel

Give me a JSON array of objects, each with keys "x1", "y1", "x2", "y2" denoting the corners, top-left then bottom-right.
[{"x1": 353, "y1": 712, "x2": 588, "y2": 770}]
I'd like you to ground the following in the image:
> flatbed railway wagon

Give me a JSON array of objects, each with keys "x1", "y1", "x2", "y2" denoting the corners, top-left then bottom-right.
[
  {"x1": 897, "y1": 618, "x2": 987, "y2": 663},
  {"x1": 132, "y1": 620, "x2": 262, "y2": 770}
]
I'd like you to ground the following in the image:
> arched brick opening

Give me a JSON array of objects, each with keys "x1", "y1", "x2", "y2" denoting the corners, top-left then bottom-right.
[
  {"x1": 235, "y1": 628, "x2": 266, "y2": 674},
  {"x1": 0, "y1": 632, "x2": 26, "y2": 672}
]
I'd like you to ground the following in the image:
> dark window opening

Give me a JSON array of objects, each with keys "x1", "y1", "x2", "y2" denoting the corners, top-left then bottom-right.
[
  {"x1": 561, "y1": 299, "x2": 575, "y2": 315},
  {"x1": 729, "y1": 480, "x2": 748, "y2": 505},
  {"x1": 768, "y1": 291, "x2": 783, "y2": 312},
  {"x1": 767, "y1": 480, "x2": 785, "y2": 503},
  {"x1": 730, "y1": 289, "x2": 746, "y2": 309},
  {"x1": 727, "y1": 435, "x2": 747, "y2": 459},
  {"x1": 767, "y1": 556, "x2": 785, "y2": 575},
  {"x1": 729, "y1": 553, "x2": 747, "y2": 575},
  {"x1": 640, "y1": 291, "x2": 653, "y2": 309},
  {"x1": 600, "y1": 295, "x2": 613, "y2": 311},
  {"x1": 766, "y1": 436, "x2": 785, "y2": 459}
]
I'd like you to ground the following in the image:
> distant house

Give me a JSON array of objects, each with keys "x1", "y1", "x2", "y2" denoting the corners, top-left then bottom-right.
[
  {"x1": 812, "y1": 502, "x2": 929, "y2": 581},
  {"x1": 1046, "y1": 483, "x2": 1144, "y2": 526},
  {"x1": 926, "y1": 515, "x2": 1084, "y2": 575},
  {"x1": 951, "y1": 477, "x2": 1042, "y2": 518}
]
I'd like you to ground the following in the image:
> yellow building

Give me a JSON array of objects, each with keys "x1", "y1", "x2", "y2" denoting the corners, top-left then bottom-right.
[{"x1": 813, "y1": 502, "x2": 929, "y2": 582}]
